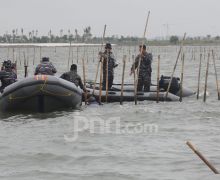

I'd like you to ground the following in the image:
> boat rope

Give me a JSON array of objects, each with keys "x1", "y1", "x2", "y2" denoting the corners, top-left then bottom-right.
[{"x1": 9, "y1": 75, "x2": 74, "y2": 100}]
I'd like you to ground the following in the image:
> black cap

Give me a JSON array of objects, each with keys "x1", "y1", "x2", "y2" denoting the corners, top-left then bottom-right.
[
  {"x1": 70, "y1": 64, "x2": 77, "y2": 71},
  {"x1": 139, "y1": 45, "x2": 146, "y2": 50},
  {"x1": 42, "y1": 57, "x2": 49, "y2": 62},
  {"x1": 105, "y1": 43, "x2": 112, "y2": 49}
]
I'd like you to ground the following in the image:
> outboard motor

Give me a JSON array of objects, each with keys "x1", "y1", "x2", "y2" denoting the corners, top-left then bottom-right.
[{"x1": 159, "y1": 75, "x2": 180, "y2": 94}]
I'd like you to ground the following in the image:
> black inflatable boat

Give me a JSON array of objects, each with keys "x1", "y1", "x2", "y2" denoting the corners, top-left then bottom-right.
[
  {"x1": 86, "y1": 76, "x2": 195, "y2": 102},
  {"x1": 0, "y1": 75, "x2": 82, "y2": 112}
]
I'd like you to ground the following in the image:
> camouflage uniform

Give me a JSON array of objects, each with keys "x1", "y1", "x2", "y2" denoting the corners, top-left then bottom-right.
[
  {"x1": 131, "y1": 52, "x2": 152, "y2": 92},
  {"x1": 101, "y1": 51, "x2": 117, "y2": 89},
  {"x1": 60, "y1": 70, "x2": 86, "y2": 91},
  {"x1": 0, "y1": 68, "x2": 17, "y2": 92},
  {"x1": 34, "y1": 62, "x2": 57, "y2": 75}
]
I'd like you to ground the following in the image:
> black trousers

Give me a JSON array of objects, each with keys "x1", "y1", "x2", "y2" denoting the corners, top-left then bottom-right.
[
  {"x1": 102, "y1": 75, "x2": 113, "y2": 90},
  {"x1": 137, "y1": 75, "x2": 151, "y2": 92}
]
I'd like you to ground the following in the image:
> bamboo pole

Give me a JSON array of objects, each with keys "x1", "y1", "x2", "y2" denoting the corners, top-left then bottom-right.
[
  {"x1": 165, "y1": 33, "x2": 186, "y2": 99},
  {"x1": 33, "y1": 47, "x2": 36, "y2": 65},
  {"x1": 99, "y1": 58, "x2": 103, "y2": 104},
  {"x1": 67, "y1": 41, "x2": 71, "y2": 70},
  {"x1": 132, "y1": 55, "x2": 136, "y2": 102},
  {"x1": 39, "y1": 47, "x2": 42, "y2": 62},
  {"x1": 120, "y1": 55, "x2": 126, "y2": 105},
  {"x1": 156, "y1": 55, "x2": 160, "y2": 103},
  {"x1": 211, "y1": 50, "x2": 220, "y2": 100},
  {"x1": 23, "y1": 52, "x2": 28, "y2": 77},
  {"x1": 12, "y1": 48, "x2": 15, "y2": 63},
  {"x1": 203, "y1": 52, "x2": 210, "y2": 102},
  {"x1": 197, "y1": 54, "x2": 202, "y2": 100},
  {"x1": 82, "y1": 58, "x2": 87, "y2": 105},
  {"x1": 179, "y1": 53, "x2": 185, "y2": 102},
  {"x1": 92, "y1": 24, "x2": 107, "y2": 95},
  {"x1": 135, "y1": 11, "x2": 150, "y2": 105},
  {"x1": 186, "y1": 141, "x2": 219, "y2": 174},
  {"x1": 105, "y1": 55, "x2": 109, "y2": 102}
]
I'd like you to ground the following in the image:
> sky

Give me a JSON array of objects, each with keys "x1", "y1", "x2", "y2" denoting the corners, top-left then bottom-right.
[{"x1": 0, "y1": 0, "x2": 219, "y2": 38}]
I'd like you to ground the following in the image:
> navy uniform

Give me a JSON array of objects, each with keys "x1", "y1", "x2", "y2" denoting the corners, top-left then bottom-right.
[
  {"x1": 99, "y1": 43, "x2": 118, "y2": 90},
  {"x1": 60, "y1": 64, "x2": 86, "y2": 92},
  {"x1": 35, "y1": 57, "x2": 57, "y2": 75},
  {"x1": 0, "y1": 60, "x2": 17, "y2": 92},
  {"x1": 131, "y1": 45, "x2": 152, "y2": 92}
]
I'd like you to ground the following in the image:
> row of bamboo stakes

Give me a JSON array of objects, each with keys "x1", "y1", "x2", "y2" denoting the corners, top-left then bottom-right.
[{"x1": 2, "y1": 44, "x2": 220, "y2": 103}]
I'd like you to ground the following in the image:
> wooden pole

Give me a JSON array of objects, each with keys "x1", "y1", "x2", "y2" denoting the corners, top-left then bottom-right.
[
  {"x1": 186, "y1": 141, "x2": 219, "y2": 174},
  {"x1": 156, "y1": 55, "x2": 160, "y2": 103},
  {"x1": 120, "y1": 55, "x2": 126, "y2": 105},
  {"x1": 33, "y1": 47, "x2": 36, "y2": 65},
  {"x1": 99, "y1": 58, "x2": 103, "y2": 104},
  {"x1": 12, "y1": 48, "x2": 15, "y2": 63},
  {"x1": 135, "y1": 11, "x2": 150, "y2": 105},
  {"x1": 92, "y1": 24, "x2": 107, "y2": 95},
  {"x1": 132, "y1": 55, "x2": 136, "y2": 102},
  {"x1": 211, "y1": 50, "x2": 220, "y2": 100},
  {"x1": 23, "y1": 52, "x2": 28, "y2": 77},
  {"x1": 39, "y1": 46, "x2": 42, "y2": 62},
  {"x1": 197, "y1": 54, "x2": 202, "y2": 100},
  {"x1": 203, "y1": 52, "x2": 210, "y2": 102},
  {"x1": 67, "y1": 41, "x2": 71, "y2": 70},
  {"x1": 105, "y1": 55, "x2": 109, "y2": 102},
  {"x1": 82, "y1": 58, "x2": 87, "y2": 105},
  {"x1": 165, "y1": 33, "x2": 186, "y2": 99},
  {"x1": 179, "y1": 53, "x2": 185, "y2": 102}
]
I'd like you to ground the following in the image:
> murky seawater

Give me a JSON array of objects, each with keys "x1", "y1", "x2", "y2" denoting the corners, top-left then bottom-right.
[{"x1": 0, "y1": 45, "x2": 220, "y2": 180}]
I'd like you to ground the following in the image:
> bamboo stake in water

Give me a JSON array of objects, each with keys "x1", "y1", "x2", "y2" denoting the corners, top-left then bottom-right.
[
  {"x1": 165, "y1": 33, "x2": 186, "y2": 99},
  {"x1": 203, "y1": 52, "x2": 210, "y2": 102},
  {"x1": 67, "y1": 41, "x2": 72, "y2": 70},
  {"x1": 135, "y1": 11, "x2": 150, "y2": 105},
  {"x1": 120, "y1": 55, "x2": 126, "y2": 105},
  {"x1": 197, "y1": 54, "x2": 202, "y2": 100},
  {"x1": 23, "y1": 52, "x2": 28, "y2": 77},
  {"x1": 99, "y1": 58, "x2": 103, "y2": 104},
  {"x1": 82, "y1": 58, "x2": 87, "y2": 105},
  {"x1": 92, "y1": 24, "x2": 107, "y2": 95},
  {"x1": 39, "y1": 47, "x2": 42, "y2": 62},
  {"x1": 105, "y1": 55, "x2": 109, "y2": 102},
  {"x1": 132, "y1": 55, "x2": 136, "y2": 102},
  {"x1": 179, "y1": 53, "x2": 185, "y2": 102},
  {"x1": 211, "y1": 50, "x2": 220, "y2": 100},
  {"x1": 156, "y1": 55, "x2": 160, "y2": 103},
  {"x1": 186, "y1": 141, "x2": 219, "y2": 174},
  {"x1": 33, "y1": 47, "x2": 36, "y2": 65}
]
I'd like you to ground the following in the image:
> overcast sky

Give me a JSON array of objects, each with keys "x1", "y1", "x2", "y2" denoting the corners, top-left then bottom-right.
[{"x1": 0, "y1": 0, "x2": 219, "y2": 38}]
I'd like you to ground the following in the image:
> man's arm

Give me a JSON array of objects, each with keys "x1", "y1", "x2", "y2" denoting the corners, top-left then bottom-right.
[{"x1": 78, "y1": 77, "x2": 86, "y2": 92}]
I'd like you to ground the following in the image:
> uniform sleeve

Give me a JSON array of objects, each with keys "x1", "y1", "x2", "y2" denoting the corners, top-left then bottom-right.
[
  {"x1": 60, "y1": 73, "x2": 66, "y2": 79},
  {"x1": 51, "y1": 63, "x2": 57, "y2": 74},
  {"x1": 78, "y1": 76, "x2": 86, "y2": 92},
  {"x1": 34, "y1": 65, "x2": 39, "y2": 75},
  {"x1": 131, "y1": 55, "x2": 140, "y2": 71},
  {"x1": 148, "y1": 53, "x2": 153, "y2": 63}
]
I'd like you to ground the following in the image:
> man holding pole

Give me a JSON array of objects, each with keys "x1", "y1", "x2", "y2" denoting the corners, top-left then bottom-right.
[
  {"x1": 99, "y1": 43, "x2": 118, "y2": 90},
  {"x1": 130, "y1": 45, "x2": 153, "y2": 92}
]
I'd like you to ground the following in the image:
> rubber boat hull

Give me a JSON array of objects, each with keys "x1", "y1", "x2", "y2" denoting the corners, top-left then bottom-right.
[
  {"x1": 86, "y1": 87, "x2": 180, "y2": 102},
  {"x1": 0, "y1": 75, "x2": 82, "y2": 112},
  {"x1": 108, "y1": 85, "x2": 195, "y2": 97}
]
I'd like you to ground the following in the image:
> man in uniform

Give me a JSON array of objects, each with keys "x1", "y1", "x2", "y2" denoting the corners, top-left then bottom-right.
[
  {"x1": 99, "y1": 43, "x2": 118, "y2": 90},
  {"x1": 0, "y1": 60, "x2": 17, "y2": 93},
  {"x1": 60, "y1": 64, "x2": 86, "y2": 92},
  {"x1": 35, "y1": 57, "x2": 57, "y2": 75},
  {"x1": 130, "y1": 45, "x2": 153, "y2": 92}
]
